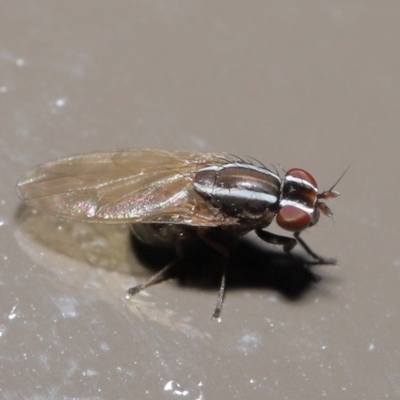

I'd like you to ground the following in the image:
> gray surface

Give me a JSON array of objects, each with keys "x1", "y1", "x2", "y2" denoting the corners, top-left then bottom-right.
[{"x1": 1, "y1": 2, "x2": 400, "y2": 399}]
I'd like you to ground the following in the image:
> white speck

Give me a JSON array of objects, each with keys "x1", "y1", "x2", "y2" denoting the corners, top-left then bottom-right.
[
  {"x1": 55, "y1": 98, "x2": 67, "y2": 107},
  {"x1": 0, "y1": 325, "x2": 6, "y2": 337},
  {"x1": 16, "y1": 58, "x2": 25, "y2": 66},
  {"x1": 49, "y1": 97, "x2": 69, "y2": 114},
  {"x1": 0, "y1": 86, "x2": 7, "y2": 93},
  {"x1": 368, "y1": 343, "x2": 375, "y2": 351},
  {"x1": 8, "y1": 304, "x2": 18, "y2": 319},
  {"x1": 82, "y1": 369, "x2": 99, "y2": 376},
  {"x1": 3, "y1": 255, "x2": 8, "y2": 261},
  {"x1": 0, "y1": 220, "x2": 6, "y2": 227},
  {"x1": 164, "y1": 380, "x2": 189, "y2": 396},
  {"x1": 54, "y1": 296, "x2": 78, "y2": 318},
  {"x1": 100, "y1": 342, "x2": 110, "y2": 351},
  {"x1": 238, "y1": 332, "x2": 261, "y2": 353},
  {"x1": 265, "y1": 317, "x2": 275, "y2": 328},
  {"x1": 322, "y1": 345, "x2": 327, "y2": 350}
]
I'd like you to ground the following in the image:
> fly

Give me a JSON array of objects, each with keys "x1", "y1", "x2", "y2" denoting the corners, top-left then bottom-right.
[{"x1": 16, "y1": 149, "x2": 342, "y2": 319}]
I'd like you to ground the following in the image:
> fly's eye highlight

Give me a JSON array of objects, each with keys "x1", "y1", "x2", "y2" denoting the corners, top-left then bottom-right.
[{"x1": 276, "y1": 205, "x2": 312, "y2": 232}]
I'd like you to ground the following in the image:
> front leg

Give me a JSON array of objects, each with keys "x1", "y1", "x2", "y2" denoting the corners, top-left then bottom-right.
[
  {"x1": 255, "y1": 229, "x2": 297, "y2": 252},
  {"x1": 255, "y1": 229, "x2": 336, "y2": 265},
  {"x1": 294, "y1": 232, "x2": 336, "y2": 265}
]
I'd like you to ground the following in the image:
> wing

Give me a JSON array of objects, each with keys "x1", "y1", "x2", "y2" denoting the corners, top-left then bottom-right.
[{"x1": 17, "y1": 149, "x2": 240, "y2": 226}]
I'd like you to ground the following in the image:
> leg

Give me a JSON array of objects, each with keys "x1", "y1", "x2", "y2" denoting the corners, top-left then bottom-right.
[
  {"x1": 211, "y1": 260, "x2": 227, "y2": 320},
  {"x1": 256, "y1": 229, "x2": 336, "y2": 265},
  {"x1": 294, "y1": 232, "x2": 336, "y2": 265},
  {"x1": 255, "y1": 229, "x2": 297, "y2": 252},
  {"x1": 127, "y1": 227, "x2": 187, "y2": 298},
  {"x1": 196, "y1": 229, "x2": 230, "y2": 319},
  {"x1": 126, "y1": 259, "x2": 178, "y2": 297}
]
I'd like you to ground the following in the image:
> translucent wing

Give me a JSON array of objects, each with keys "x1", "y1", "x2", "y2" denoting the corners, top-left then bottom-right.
[{"x1": 17, "y1": 149, "x2": 240, "y2": 226}]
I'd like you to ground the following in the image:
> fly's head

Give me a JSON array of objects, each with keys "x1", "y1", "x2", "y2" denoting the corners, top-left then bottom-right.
[{"x1": 276, "y1": 168, "x2": 340, "y2": 232}]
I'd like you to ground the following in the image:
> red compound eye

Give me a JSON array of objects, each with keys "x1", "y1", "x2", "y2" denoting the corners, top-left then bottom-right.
[
  {"x1": 277, "y1": 205, "x2": 312, "y2": 232},
  {"x1": 286, "y1": 168, "x2": 317, "y2": 189}
]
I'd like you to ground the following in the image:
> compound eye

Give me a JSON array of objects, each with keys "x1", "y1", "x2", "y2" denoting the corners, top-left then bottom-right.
[
  {"x1": 286, "y1": 168, "x2": 317, "y2": 189},
  {"x1": 277, "y1": 205, "x2": 312, "y2": 232}
]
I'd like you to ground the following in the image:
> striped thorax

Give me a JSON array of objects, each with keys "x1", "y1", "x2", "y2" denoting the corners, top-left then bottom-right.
[{"x1": 194, "y1": 163, "x2": 337, "y2": 233}]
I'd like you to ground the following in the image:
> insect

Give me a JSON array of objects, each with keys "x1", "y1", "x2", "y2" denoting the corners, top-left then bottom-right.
[{"x1": 17, "y1": 149, "x2": 342, "y2": 318}]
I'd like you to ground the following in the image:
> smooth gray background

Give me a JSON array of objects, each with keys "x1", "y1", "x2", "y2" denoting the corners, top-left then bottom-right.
[{"x1": 1, "y1": 2, "x2": 400, "y2": 399}]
